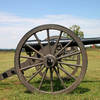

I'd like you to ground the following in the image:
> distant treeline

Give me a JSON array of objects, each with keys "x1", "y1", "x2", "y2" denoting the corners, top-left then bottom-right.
[{"x1": 0, "y1": 49, "x2": 15, "y2": 51}]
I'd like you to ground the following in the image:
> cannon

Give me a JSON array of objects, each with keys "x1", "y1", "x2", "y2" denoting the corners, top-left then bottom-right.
[{"x1": 0, "y1": 24, "x2": 100, "y2": 94}]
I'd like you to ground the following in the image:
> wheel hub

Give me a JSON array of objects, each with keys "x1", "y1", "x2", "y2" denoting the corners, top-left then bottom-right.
[{"x1": 44, "y1": 54, "x2": 57, "y2": 68}]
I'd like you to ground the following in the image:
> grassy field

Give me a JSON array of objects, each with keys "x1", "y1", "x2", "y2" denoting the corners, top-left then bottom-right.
[{"x1": 0, "y1": 48, "x2": 100, "y2": 100}]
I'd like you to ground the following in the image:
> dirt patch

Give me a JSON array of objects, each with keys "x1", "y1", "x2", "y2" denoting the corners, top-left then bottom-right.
[
  {"x1": 95, "y1": 56, "x2": 100, "y2": 59},
  {"x1": 2, "y1": 98, "x2": 8, "y2": 100},
  {"x1": 4, "y1": 87, "x2": 11, "y2": 91},
  {"x1": 14, "y1": 81, "x2": 21, "y2": 85}
]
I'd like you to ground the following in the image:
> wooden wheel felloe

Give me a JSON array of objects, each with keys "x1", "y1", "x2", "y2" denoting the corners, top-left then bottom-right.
[{"x1": 15, "y1": 24, "x2": 87, "y2": 94}]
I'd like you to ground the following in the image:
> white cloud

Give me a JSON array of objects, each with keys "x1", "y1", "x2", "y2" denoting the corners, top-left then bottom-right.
[{"x1": 0, "y1": 12, "x2": 100, "y2": 48}]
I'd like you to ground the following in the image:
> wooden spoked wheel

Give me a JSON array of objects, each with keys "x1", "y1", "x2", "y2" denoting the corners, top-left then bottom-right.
[{"x1": 15, "y1": 24, "x2": 87, "y2": 94}]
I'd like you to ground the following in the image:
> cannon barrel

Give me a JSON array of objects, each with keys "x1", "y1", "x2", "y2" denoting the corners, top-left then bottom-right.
[
  {"x1": 81, "y1": 37, "x2": 100, "y2": 45},
  {"x1": 58, "y1": 37, "x2": 100, "y2": 46},
  {"x1": 25, "y1": 37, "x2": 100, "y2": 50}
]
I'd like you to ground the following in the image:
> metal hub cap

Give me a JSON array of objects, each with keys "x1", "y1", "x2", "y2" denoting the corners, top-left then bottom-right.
[{"x1": 44, "y1": 54, "x2": 57, "y2": 68}]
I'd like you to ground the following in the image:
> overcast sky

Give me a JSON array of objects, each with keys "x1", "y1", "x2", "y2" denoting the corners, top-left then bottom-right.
[{"x1": 0, "y1": 0, "x2": 100, "y2": 49}]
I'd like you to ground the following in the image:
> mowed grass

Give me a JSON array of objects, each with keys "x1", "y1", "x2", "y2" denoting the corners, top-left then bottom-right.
[{"x1": 0, "y1": 49, "x2": 100, "y2": 100}]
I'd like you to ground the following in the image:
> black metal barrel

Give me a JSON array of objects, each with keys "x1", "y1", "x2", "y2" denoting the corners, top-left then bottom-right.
[
  {"x1": 81, "y1": 37, "x2": 100, "y2": 45},
  {"x1": 24, "y1": 37, "x2": 100, "y2": 52}
]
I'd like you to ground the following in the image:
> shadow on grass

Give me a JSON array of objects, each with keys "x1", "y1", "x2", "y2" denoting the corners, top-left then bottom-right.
[
  {"x1": 24, "y1": 78, "x2": 94, "y2": 94},
  {"x1": 24, "y1": 87, "x2": 90, "y2": 94},
  {"x1": 70, "y1": 87, "x2": 90, "y2": 94},
  {"x1": 82, "y1": 80, "x2": 100, "y2": 83},
  {"x1": 24, "y1": 90, "x2": 32, "y2": 94},
  {"x1": 33, "y1": 78, "x2": 64, "y2": 92}
]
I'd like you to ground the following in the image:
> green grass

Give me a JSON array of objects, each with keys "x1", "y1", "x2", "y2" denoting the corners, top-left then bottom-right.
[{"x1": 0, "y1": 49, "x2": 100, "y2": 100}]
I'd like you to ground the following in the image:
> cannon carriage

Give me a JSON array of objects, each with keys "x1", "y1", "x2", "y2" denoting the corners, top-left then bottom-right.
[{"x1": 0, "y1": 24, "x2": 100, "y2": 94}]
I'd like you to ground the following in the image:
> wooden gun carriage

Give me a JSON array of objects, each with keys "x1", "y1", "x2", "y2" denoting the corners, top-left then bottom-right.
[{"x1": 0, "y1": 24, "x2": 100, "y2": 94}]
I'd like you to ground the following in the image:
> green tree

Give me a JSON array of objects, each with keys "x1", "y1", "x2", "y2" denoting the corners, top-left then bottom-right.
[{"x1": 69, "y1": 25, "x2": 84, "y2": 38}]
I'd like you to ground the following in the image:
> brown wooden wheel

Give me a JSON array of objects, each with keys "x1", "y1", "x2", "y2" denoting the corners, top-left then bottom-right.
[{"x1": 15, "y1": 24, "x2": 87, "y2": 94}]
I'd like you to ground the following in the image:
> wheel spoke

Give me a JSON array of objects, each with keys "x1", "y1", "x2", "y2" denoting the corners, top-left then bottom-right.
[
  {"x1": 34, "y1": 33, "x2": 44, "y2": 49},
  {"x1": 55, "y1": 40, "x2": 73, "y2": 56},
  {"x1": 20, "y1": 56, "x2": 43, "y2": 61},
  {"x1": 26, "y1": 44, "x2": 44, "y2": 57},
  {"x1": 54, "y1": 67, "x2": 66, "y2": 89},
  {"x1": 57, "y1": 67, "x2": 60, "y2": 74},
  {"x1": 58, "y1": 61, "x2": 82, "y2": 68},
  {"x1": 39, "y1": 68, "x2": 48, "y2": 90},
  {"x1": 50, "y1": 68, "x2": 53, "y2": 92},
  {"x1": 27, "y1": 66, "x2": 44, "y2": 82},
  {"x1": 57, "y1": 51, "x2": 81, "y2": 60},
  {"x1": 62, "y1": 58, "x2": 77, "y2": 61},
  {"x1": 57, "y1": 65, "x2": 77, "y2": 80},
  {"x1": 67, "y1": 49, "x2": 78, "y2": 54},
  {"x1": 59, "y1": 63, "x2": 64, "y2": 69},
  {"x1": 59, "y1": 62, "x2": 74, "y2": 70},
  {"x1": 53, "y1": 31, "x2": 63, "y2": 54},
  {"x1": 47, "y1": 29, "x2": 51, "y2": 54},
  {"x1": 20, "y1": 62, "x2": 43, "y2": 71}
]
